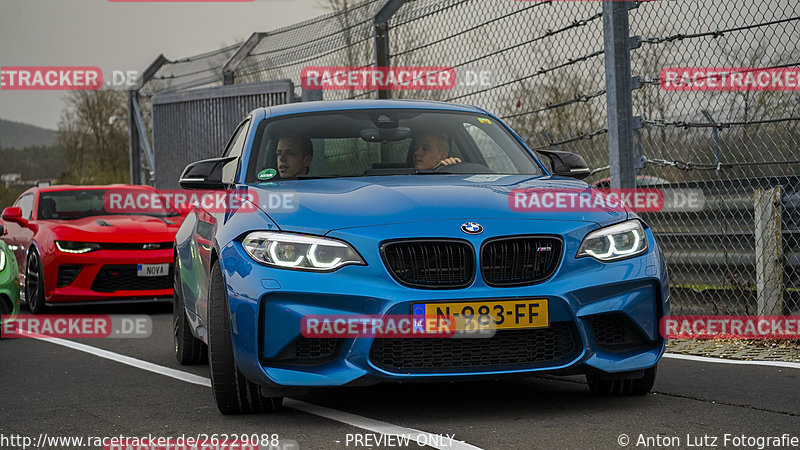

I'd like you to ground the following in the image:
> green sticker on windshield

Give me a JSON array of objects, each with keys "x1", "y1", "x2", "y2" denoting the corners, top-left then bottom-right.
[{"x1": 258, "y1": 168, "x2": 277, "y2": 180}]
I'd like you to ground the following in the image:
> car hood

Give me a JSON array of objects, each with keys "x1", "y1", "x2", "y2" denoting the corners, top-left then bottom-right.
[
  {"x1": 40, "y1": 214, "x2": 182, "y2": 242},
  {"x1": 245, "y1": 175, "x2": 627, "y2": 235}
]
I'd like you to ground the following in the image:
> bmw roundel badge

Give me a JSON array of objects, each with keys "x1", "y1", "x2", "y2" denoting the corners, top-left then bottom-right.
[{"x1": 461, "y1": 222, "x2": 483, "y2": 235}]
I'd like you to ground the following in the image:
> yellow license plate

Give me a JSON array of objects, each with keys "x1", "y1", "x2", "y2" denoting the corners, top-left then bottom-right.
[{"x1": 416, "y1": 299, "x2": 549, "y2": 331}]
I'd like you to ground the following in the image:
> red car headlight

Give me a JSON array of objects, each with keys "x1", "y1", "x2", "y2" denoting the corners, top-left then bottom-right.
[{"x1": 55, "y1": 241, "x2": 102, "y2": 254}]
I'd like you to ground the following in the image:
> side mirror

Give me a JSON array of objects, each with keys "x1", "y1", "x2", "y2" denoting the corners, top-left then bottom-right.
[
  {"x1": 176, "y1": 202, "x2": 194, "y2": 216},
  {"x1": 178, "y1": 156, "x2": 236, "y2": 190},
  {"x1": 536, "y1": 149, "x2": 591, "y2": 180},
  {"x1": 1, "y1": 207, "x2": 27, "y2": 226}
]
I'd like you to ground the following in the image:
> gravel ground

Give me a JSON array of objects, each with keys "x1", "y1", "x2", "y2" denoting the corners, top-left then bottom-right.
[{"x1": 667, "y1": 339, "x2": 800, "y2": 362}]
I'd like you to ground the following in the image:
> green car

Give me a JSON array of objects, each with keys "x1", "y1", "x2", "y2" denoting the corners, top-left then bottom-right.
[{"x1": 0, "y1": 223, "x2": 21, "y2": 324}]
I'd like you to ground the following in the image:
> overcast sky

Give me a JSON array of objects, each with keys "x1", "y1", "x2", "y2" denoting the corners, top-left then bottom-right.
[{"x1": 0, "y1": 0, "x2": 325, "y2": 130}]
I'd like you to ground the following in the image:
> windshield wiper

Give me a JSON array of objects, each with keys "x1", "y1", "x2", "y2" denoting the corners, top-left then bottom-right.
[{"x1": 412, "y1": 170, "x2": 454, "y2": 175}]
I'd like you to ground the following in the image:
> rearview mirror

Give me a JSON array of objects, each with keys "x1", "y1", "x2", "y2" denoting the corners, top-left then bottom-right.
[
  {"x1": 536, "y1": 150, "x2": 591, "y2": 180},
  {"x1": 179, "y1": 156, "x2": 236, "y2": 190},
  {"x1": 360, "y1": 127, "x2": 411, "y2": 143}
]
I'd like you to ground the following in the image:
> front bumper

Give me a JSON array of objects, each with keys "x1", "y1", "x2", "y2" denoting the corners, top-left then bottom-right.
[
  {"x1": 219, "y1": 219, "x2": 669, "y2": 388},
  {"x1": 42, "y1": 248, "x2": 174, "y2": 303}
]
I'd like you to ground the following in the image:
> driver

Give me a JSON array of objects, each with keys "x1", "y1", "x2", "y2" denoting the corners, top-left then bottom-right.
[
  {"x1": 276, "y1": 137, "x2": 313, "y2": 179},
  {"x1": 412, "y1": 131, "x2": 461, "y2": 170}
]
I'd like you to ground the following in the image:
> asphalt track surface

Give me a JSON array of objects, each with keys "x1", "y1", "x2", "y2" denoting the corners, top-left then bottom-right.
[{"x1": 2, "y1": 303, "x2": 799, "y2": 450}]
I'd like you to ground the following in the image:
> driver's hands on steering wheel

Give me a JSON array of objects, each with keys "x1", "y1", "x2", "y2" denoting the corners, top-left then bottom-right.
[{"x1": 435, "y1": 157, "x2": 462, "y2": 168}]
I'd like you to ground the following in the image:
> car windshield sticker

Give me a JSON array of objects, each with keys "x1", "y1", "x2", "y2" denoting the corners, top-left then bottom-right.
[
  {"x1": 477, "y1": 117, "x2": 492, "y2": 124},
  {"x1": 258, "y1": 168, "x2": 277, "y2": 180}
]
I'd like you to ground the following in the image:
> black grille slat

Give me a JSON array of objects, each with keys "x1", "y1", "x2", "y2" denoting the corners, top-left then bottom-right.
[
  {"x1": 91, "y1": 264, "x2": 173, "y2": 292},
  {"x1": 57, "y1": 265, "x2": 82, "y2": 287},
  {"x1": 97, "y1": 242, "x2": 172, "y2": 251},
  {"x1": 382, "y1": 240, "x2": 474, "y2": 289},
  {"x1": 369, "y1": 323, "x2": 577, "y2": 373},
  {"x1": 481, "y1": 237, "x2": 562, "y2": 287}
]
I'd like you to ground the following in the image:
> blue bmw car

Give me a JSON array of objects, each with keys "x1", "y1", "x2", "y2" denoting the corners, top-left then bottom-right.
[{"x1": 173, "y1": 100, "x2": 669, "y2": 414}]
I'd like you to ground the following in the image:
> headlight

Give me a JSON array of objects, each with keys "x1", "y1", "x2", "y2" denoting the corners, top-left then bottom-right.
[
  {"x1": 242, "y1": 232, "x2": 365, "y2": 271},
  {"x1": 55, "y1": 241, "x2": 101, "y2": 254},
  {"x1": 0, "y1": 250, "x2": 5, "y2": 271},
  {"x1": 576, "y1": 220, "x2": 648, "y2": 262}
]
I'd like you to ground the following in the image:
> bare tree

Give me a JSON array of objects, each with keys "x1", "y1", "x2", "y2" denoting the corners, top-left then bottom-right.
[{"x1": 57, "y1": 90, "x2": 129, "y2": 185}]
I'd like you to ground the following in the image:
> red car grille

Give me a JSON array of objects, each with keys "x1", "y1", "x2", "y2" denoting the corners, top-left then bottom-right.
[{"x1": 90, "y1": 264, "x2": 173, "y2": 293}]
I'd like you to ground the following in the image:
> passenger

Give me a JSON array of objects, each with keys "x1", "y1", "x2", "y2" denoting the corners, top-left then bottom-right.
[
  {"x1": 276, "y1": 137, "x2": 313, "y2": 179},
  {"x1": 412, "y1": 131, "x2": 461, "y2": 170}
]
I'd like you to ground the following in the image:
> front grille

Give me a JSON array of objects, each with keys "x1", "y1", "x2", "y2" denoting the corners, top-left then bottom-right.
[
  {"x1": 57, "y1": 265, "x2": 82, "y2": 287},
  {"x1": 381, "y1": 240, "x2": 474, "y2": 289},
  {"x1": 369, "y1": 323, "x2": 577, "y2": 373},
  {"x1": 589, "y1": 315, "x2": 650, "y2": 349},
  {"x1": 91, "y1": 264, "x2": 173, "y2": 293},
  {"x1": 273, "y1": 337, "x2": 339, "y2": 364},
  {"x1": 481, "y1": 236, "x2": 563, "y2": 286},
  {"x1": 97, "y1": 242, "x2": 172, "y2": 251}
]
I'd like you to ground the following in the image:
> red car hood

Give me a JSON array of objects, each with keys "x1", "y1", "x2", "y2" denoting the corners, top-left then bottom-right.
[{"x1": 40, "y1": 214, "x2": 182, "y2": 243}]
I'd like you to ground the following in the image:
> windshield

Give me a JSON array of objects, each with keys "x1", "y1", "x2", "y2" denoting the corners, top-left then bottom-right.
[
  {"x1": 245, "y1": 109, "x2": 544, "y2": 182},
  {"x1": 38, "y1": 189, "x2": 180, "y2": 220}
]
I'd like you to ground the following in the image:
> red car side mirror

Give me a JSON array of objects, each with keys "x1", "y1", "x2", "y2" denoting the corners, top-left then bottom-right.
[{"x1": 1, "y1": 207, "x2": 28, "y2": 226}]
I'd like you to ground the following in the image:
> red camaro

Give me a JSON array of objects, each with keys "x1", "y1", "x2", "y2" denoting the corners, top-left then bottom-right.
[{"x1": 0, "y1": 185, "x2": 184, "y2": 313}]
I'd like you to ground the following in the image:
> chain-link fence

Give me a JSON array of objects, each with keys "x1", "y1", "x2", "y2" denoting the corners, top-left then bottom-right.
[
  {"x1": 233, "y1": 0, "x2": 383, "y2": 99},
  {"x1": 134, "y1": 0, "x2": 800, "y2": 315},
  {"x1": 628, "y1": 0, "x2": 800, "y2": 315}
]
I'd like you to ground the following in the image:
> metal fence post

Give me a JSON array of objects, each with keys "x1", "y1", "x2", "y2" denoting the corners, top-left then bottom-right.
[
  {"x1": 754, "y1": 186, "x2": 785, "y2": 315},
  {"x1": 127, "y1": 90, "x2": 141, "y2": 185},
  {"x1": 373, "y1": 0, "x2": 407, "y2": 100},
  {"x1": 129, "y1": 55, "x2": 167, "y2": 185},
  {"x1": 603, "y1": 1, "x2": 640, "y2": 190},
  {"x1": 222, "y1": 32, "x2": 266, "y2": 85}
]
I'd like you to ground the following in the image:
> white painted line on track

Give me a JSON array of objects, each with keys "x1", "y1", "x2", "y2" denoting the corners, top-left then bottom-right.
[
  {"x1": 664, "y1": 352, "x2": 800, "y2": 369},
  {"x1": 284, "y1": 399, "x2": 482, "y2": 450},
  {"x1": 30, "y1": 336, "x2": 484, "y2": 450},
  {"x1": 32, "y1": 336, "x2": 212, "y2": 387}
]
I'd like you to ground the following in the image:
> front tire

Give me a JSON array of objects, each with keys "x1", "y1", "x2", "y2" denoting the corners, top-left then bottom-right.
[
  {"x1": 208, "y1": 260, "x2": 282, "y2": 414},
  {"x1": 586, "y1": 365, "x2": 657, "y2": 396},
  {"x1": 25, "y1": 251, "x2": 46, "y2": 314},
  {"x1": 174, "y1": 259, "x2": 207, "y2": 365}
]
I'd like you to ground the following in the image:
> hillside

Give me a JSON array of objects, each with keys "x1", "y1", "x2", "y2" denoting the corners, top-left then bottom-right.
[{"x1": 0, "y1": 118, "x2": 58, "y2": 149}]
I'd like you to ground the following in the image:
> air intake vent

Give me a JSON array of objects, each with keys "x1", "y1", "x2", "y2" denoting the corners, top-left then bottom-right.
[
  {"x1": 481, "y1": 236, "x2": 562, "y2": 286},
  {"x1": 272, "y1": 337, "x2": 339, "y2": 365},
  {"x1": 369, "y1": 323, "x2": 578, "y2": 373},
  {"x1": 91, "y1": 264, "x2": 172, "y2": 292},
  {"x1": 57, "y1": 265, "x2": 82, "y2": 287},
  {"x1": 589, "y1": 314, "x2": 650, "y2": 350},
  {"x1": 381, "y1": 240, "x2": 474, "y2": 289}
]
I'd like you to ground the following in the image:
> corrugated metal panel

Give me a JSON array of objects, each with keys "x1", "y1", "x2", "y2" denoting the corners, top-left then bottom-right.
[{"x1": 151, "y1": 80, "x2": 295, "y2": 189}]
